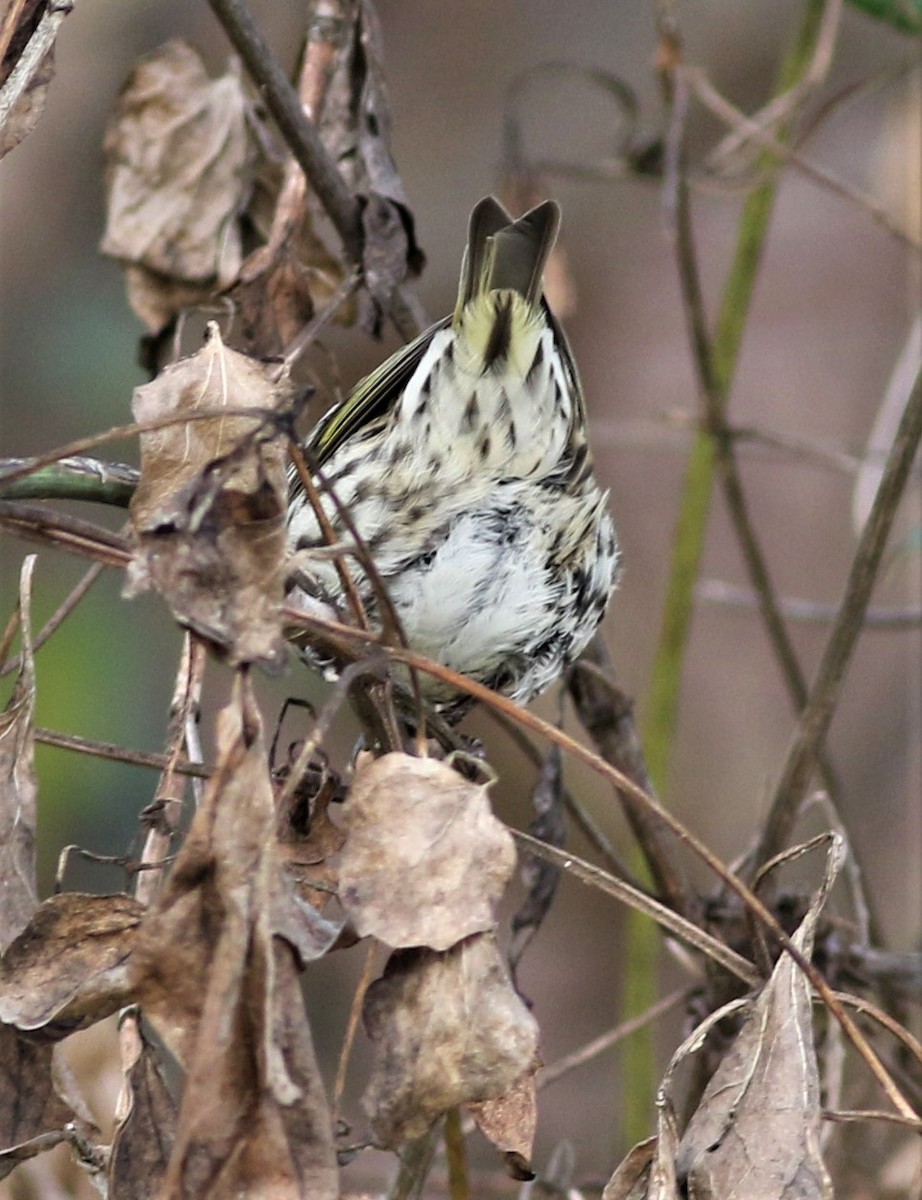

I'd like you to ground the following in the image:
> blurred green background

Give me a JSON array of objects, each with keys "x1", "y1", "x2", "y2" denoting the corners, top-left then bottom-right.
[{"x1": 1, "y1": 0, "x2": 919, "y2": 1188}]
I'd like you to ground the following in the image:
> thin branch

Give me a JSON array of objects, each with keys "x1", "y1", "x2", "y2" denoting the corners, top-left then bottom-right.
[
  {"x1": 568, "y1": 639, "x2": 694, "y2": 917},
  {"x1": 0, "y1": 500, "x2": 130, "y2": 566},
  {"x1": 690, "y1": 66, "x2": 921, "y2": 251},
  {"x1": 0, "y1": 401, "x2": 284, "y2": 494},
  {"x1": 205, "y1": 0, "x2": 362, "y2": 260},
  {"x1": 135, "y1": 634, "x2": 206, "y2": 906},
  {"x1": 538, "y1": 987, "x2": 690, "y2": 1090},
  {"x1": 0, "y1": 456, "x2": 138, "y2": 506},
  {"x1": 822, "y1": 1109, "x2": 922, "y2": 1131},
  {"x1": 0, "y1": 559, "x2": 106, "y2": 678},
  {"x1": 284, "y1": 602, "x2": 921, "y2": 1122},
  {"x1": 698, "y1": 579, "x2": 922, "y2": 630},
  {"x1": 513, "y1": 831, "x2": 758, "y2": 987},
  {"x1": 487, "y1": 702, "x2": 643, "y2": 888},
  {"x1": 517, "y1": 830, "x2": 916, "y2": 1123},
  {"x1": 34, "y1": 725, "x2": 212, "y2": 779},
  {"x1": 755, "y1": 364, "x2": 922, "y2": 866}
]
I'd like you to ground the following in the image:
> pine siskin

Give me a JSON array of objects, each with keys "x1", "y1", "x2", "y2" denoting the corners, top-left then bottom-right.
[{"x1": 286, "y1": 196, "x2": 618, "y2": 708}]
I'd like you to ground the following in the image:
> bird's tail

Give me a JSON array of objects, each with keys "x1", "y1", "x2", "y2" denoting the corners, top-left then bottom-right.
[{"x1": 454, "y1": 196, "x2": 560, "y2": 321}]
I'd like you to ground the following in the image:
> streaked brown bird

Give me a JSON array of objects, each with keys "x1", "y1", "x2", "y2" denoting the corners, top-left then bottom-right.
[{"x1": 287, "y1": 196, "x2": 618, "y2": 708}]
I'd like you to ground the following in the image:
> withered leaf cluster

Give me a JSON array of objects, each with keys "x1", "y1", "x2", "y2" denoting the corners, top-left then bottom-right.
[
  {"x1": 99, "y1": 38, "x2": 344, "y2": 355},
  {"x1": 125, "y1": 323, "x2": 291, "y2": 667},
  {"x1": 339, "y1": 753, "x2": 538, "y2": 1159},
  {"x1": 99, "y1": 9, "x2": 423, "y2": 360},
  {"x1": 0, "y1": 576, "x2": 538, "y2": 1195},
  {"x1": 603, "y1": 848, "x2": 840, "y2": 1200}
]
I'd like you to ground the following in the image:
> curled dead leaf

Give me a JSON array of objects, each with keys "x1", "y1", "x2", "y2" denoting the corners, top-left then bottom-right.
[
  {"x1": 601, "y1": 1137, "x2": 657, "y2": 1200},
  {"x1": 128, "y1": 678, "x2": 338, "y2": 1198},
  {"x1": 100, "y1": 40, "x2": 254, "y2": 334},
  {"x1": 362, "y1": 932, "x2": 539, "y2": 1147},
  {"x1": 466, "y1": 1063, "x2": 538, "y2": 1181},
  {"x1": 0, "y1": 557, "x2": 38, "y2": 950},
  {"x1": 0, "y1": 1, "x2": 64, "y2": 161},
  {"x1": 108, "y1": 1015, "x2": 177, "y2": 1199},
  {"x1": 338, "y1": 752, "x2": 516, "y2": 951},
  {"x1": 0, "y1": 893, "x2": 142, "y2": 1038},
  {"x1": 669, "y1": 839, "x2": 842, "y2": 1199},
  {"x1": 125, "y1": 323, "x2": 290, "y2": 666}
]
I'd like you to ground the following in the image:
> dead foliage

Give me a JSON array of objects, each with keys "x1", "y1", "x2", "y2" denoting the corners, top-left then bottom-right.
[{"x1": 0, "y1": 3, "x2": 920, "y2": 1199}]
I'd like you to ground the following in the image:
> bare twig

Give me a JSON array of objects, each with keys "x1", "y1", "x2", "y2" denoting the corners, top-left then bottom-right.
[
  {"x1": 34, "y1": 725, "x2": 211, "y2": 779},
  {"x1": 691, "y1": 66, "x2": 921, "y2": 250},
  {"x1": 822, "y1": 1109, "x2": 922, "y2": 1131},
  {"x1": 0, "y1": 401, "x2": 285, "y2": 494},
  {"x1": 206, "y1": 0, "x2": 362, "y2": 259},
  {"x1": 665, "y1": 52, "x2": 864, "y2": 887},
  {"x1": 539, "y1": 987, "x2": 690, "y2": 1089},
  {"x1": 487, "y1": 702, "x2": 643, "y2": 888},
  {"x1": 755, "y1": 365, "x2": 922, "y2": 867},
  {"x1": 136, "y1": 634, "x2": 206, "y2": 906},
  {"x1": 513, "y1": 830, "x2": 758, "y2": 987},
  {"x1": 0, "y1": 455, "x2": 138, "y2": 506},
  {"x1": 568, "y1": 639, "x2": 694, "y2": 917},
  {"x1": 0, "y1": 559, "x2": 106, "y2": 678},
  {"x1": 283, "y1": 267, "x2": 362, "y2": 365},
  {"x1": 283, "y1": 602, "x2": 921, "y2": 1122},
  {"x1": 698, "y1": 579, "x2": 922, "y2": 630},
  {"x1": 0, "y1": 0, "x2": 29, "y2": 68},
  {"x1": 0, "y1": 500, "x2": 130, "y2": 566}
]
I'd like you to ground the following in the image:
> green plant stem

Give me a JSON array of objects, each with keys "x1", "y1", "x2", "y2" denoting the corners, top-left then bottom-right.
[
  {"x1": 643, "y1": 0, "x2": 828, "y2": 800},
  {"x1": 623, "y1": 0, "x2": 829, "y2": 1155}
]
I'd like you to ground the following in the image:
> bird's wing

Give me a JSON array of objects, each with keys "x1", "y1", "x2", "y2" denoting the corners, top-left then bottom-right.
[{"x1": 309, "y1": 314, "x2": 452, "y2": 466}]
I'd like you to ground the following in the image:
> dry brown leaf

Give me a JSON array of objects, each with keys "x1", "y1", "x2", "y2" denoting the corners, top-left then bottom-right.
[
  {"x1": 0, "y1": 0, "x2": 58, "y2": 161},
  {"x1": 601, "y1": 1138, "x2": 658, "y2": 1200},
  {"x1": 231, "y1": 228, "x2": 347, "y2": 357},
  {"x1": 310, "y1": 0, "x2": 423, "y2": 325},
  {"x1": 108, "y1": 1017, "x2": 177, "y2": 1200},
  {"x1": 0, "y1": 561, "x2": 97, "y2": 1177},
  {"x1": 100, "y1": 40, "x2": 254, "y2": 334},
  {"x1": 0, "y1": 892, "x2": 142, "y2": 1038},
  {"x1": 278, "y1": 780, "x2": 347, "y2": 915},
  {"x1": 0, "y1": 557, "x2": 38, "y2": 950},
  {"x1": 362, "y1": 932, "x2": 539, "y2": 1147},
  {"x1": 0, "y1": 1030, "x2": 73, "y2": 1180},
  {"x1": 338, "y1": 753, "x2": 515, "y2": 951},
  {"x1": 125, "y1": 323, "x2": 290, "y2": 666},
  {"x1": 466, "y1": 1063, "x2": 538, "y2": 1181},
  {"x1": 672, "y1": 843, "x2": 842, "y2": 1200},
  {"x1": 129, "y1": 677, "x2": 338, "y2": 1199}
]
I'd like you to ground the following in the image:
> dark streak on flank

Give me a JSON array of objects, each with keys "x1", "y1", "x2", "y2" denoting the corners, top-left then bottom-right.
[{"x1": 526, "y1": 338, "x2": 545, "y2": 385}]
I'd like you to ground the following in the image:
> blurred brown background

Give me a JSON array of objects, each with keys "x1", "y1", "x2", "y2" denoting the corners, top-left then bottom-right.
[{"x1": 1, "y1": 0, "x2": 919, "y2": 1190}]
